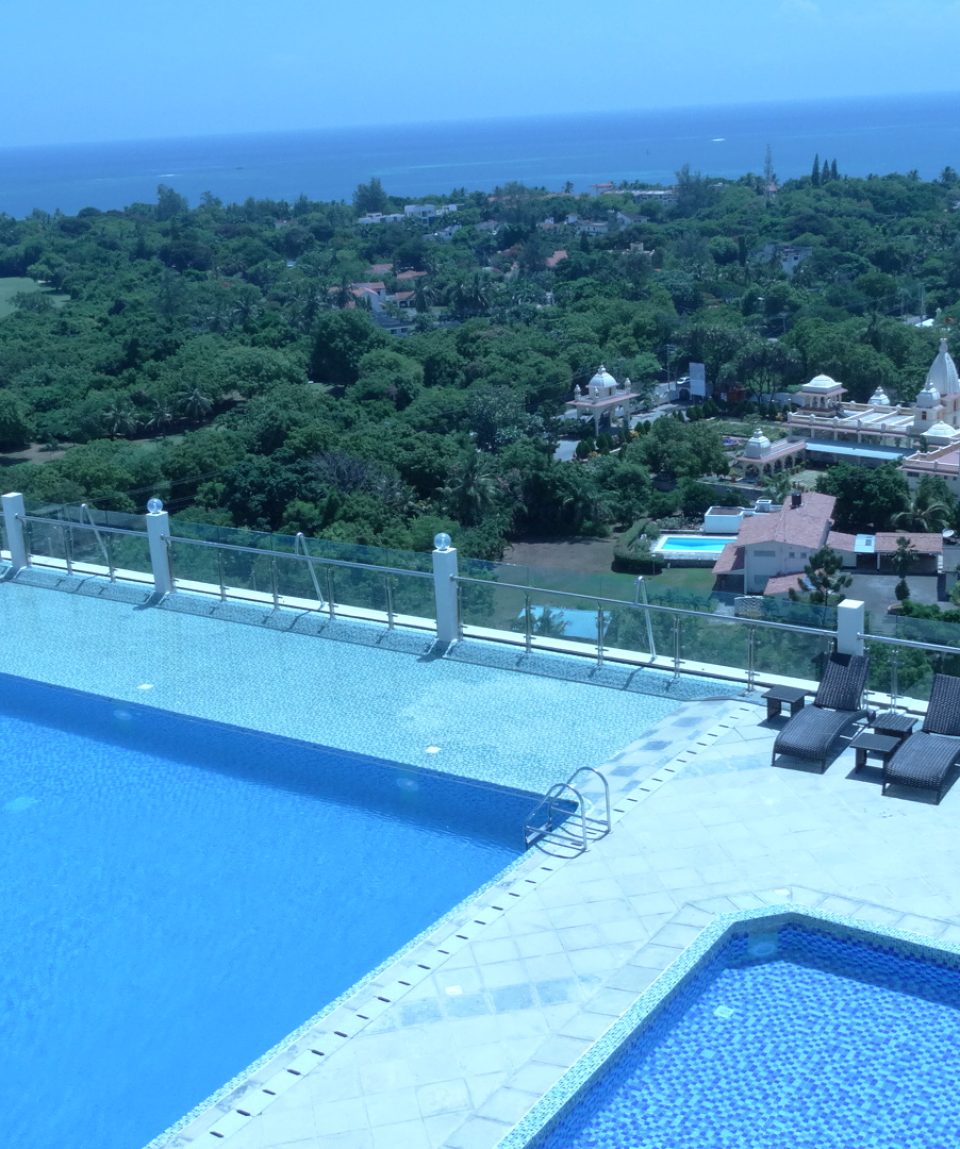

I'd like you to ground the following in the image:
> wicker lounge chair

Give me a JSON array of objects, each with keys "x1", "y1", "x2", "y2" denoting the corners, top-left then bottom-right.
[
  {"x1": 882, "y1": 674, "x2": 960, "y2": 804},
  {"x1": 771, "y1": 652, "x2": 870, "y2": 773}
]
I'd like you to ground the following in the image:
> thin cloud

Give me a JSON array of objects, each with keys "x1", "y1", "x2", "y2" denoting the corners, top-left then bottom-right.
[{"x1": 780, "y1": 0, "x2": 821, "y2": 16}]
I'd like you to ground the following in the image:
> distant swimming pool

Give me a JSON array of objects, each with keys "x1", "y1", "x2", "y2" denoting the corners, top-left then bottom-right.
[
  {"x1": 0, "y1": 673, "x2": 533, "y2": 1149},
  {"x1": 514, "y1": 913, "x2": 960, "y2": 1149},
  {"x1": 651, "y1": 534, "x2": 730, "y2": 559}
]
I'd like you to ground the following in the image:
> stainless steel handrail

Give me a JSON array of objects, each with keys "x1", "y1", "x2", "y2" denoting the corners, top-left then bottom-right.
[
  {"x1": 453, "y1": 572, "x2": 835, "y2": 637},
  {"x1": 167, "y1": 532, "x2": 433, "y2": 579},
  {"x1": 19, "y1": 513, "x2": 144, "y2": 539},
  {"x1": 524, "y1": 767, "x2": 611, "y2": 853},
  {"x1": 79, "y1": 504, "x2": 113, "y2": 574},
  {"x1": 524, "y1": 782, "x2": 587, "y2": 852},
  {"x1": 294, "y1": 532, "x2": 326, "y2": 607}
]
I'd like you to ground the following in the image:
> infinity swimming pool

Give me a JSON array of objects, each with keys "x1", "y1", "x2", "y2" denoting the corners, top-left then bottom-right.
[
  {"x1": 515, "y1": 913, "x2": 960, "y2": 1149},
  {"x1": 0, "y1": 672, "x2": 534, "y2": 1149}
]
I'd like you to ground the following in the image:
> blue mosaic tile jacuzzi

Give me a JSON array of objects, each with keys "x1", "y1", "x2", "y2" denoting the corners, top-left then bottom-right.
[{"x1": 513, "y1": 912, "x2": 960, "y2": 1149}]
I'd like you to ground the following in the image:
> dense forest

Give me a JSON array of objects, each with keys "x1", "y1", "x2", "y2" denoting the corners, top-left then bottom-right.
[{"x1": 1, "y1": 162, "x2": 959, "y2": 559}]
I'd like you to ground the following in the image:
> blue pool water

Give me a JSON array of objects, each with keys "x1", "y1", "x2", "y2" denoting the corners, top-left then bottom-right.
[
  {"x1": 534, "y1": 921, "x2": 960, "y2": 1149},
  {"x1": 653, "y1": 535, "x2": 730, "y2": 556},
  {"x1": 0, "y1": 673, "x2": 532, "y2": 1149}
]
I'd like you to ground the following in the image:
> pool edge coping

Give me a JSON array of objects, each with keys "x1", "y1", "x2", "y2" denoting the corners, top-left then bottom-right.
[
  {"x1": 492, "y1": 893, "x2": 960, "y2": 1149},
  {"x1": 145, "y1": 699, "x2": 749, "y2": 1148}
]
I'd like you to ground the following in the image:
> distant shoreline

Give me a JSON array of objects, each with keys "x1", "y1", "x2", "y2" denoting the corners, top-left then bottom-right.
[{"x1": 1, "y1": 90, "x2": 958, "y2": 219}]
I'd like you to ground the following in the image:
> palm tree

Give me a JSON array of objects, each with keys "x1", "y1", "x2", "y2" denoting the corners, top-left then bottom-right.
[
  {"x1": 440, "y1": 452, "x2": 498, "y2": 526},
  {"x1": 176, "y1": 386, "x2": 213, "y2": 426},
  {"x1": 891, "y1": 489, "x2": 954, "y2": 533},
  {"x1": 101, "y1": 402, "x2": 139, "y2": 439},
  {"x1": 144, "y1": 400, "x2": 174, "y2": 437}
]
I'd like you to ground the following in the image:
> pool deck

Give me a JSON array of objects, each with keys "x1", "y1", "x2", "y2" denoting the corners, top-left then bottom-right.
[
  {"x1": 187, "y1": 704, "x2": 960, "y2": 1149},
  {"x1": 5, "y1": 573, "x2": 960, "y2": 1148}
]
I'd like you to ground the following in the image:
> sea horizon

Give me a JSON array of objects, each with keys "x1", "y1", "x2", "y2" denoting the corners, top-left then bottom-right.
[{"x1": 1, "y1": 90, "x2": 958, "y2": 219}]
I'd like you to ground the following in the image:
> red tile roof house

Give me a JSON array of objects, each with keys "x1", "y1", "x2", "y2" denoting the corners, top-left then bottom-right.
[{"x1": 712, "y1": 492, "x2": 942, "y2": 595}]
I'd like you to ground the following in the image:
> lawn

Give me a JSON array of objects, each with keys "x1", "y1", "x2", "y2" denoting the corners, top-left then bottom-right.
[
  {"x1": 490, "y1": 536, "x2": 721, "y2": 631},
  {"x1": 645, "y1": 566, "x2": 718, "y2": 597},
  {"x1": 0, "y1": 277, "x2": 68, "y2": 318}
]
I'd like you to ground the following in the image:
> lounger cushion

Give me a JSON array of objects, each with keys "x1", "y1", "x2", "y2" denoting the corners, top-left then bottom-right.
[
  {"x1": 813, "y1": 654, "x2": 869, "y2": 713},
  {"x1": 923, "y1": 675, "x2": 960, "y2": 737},
  {"x1": 774, "y1": 705, "x2": 863, "y2": 762},
  {"x1": 883, "y1": 731, "x2": 960, "y2": 789}
]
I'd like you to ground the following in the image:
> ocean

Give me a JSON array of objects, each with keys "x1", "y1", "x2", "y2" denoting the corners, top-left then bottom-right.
[{"x1": 1, "y1": 91, "x2": 958, "y2": 219}]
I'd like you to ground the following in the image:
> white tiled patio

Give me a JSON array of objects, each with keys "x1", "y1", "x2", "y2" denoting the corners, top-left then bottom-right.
[{"x1": 175, "y1": 699, "x2": 960, "y2": 1149}]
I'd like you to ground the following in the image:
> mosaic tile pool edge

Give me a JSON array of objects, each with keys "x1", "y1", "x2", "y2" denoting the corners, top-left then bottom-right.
[
  {"x1": 145, "y1": 841, "x2": 576, "y2": 1148},
  {"x1": 144, "y1": 702, "x2": 743, "y2": 1147},
  {"x1": 499, "y1": 900, "x2": 960, "y2": 1149}
]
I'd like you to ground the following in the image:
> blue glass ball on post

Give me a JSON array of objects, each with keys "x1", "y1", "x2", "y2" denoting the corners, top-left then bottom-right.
[
  {"x1": 146, "y1": 497, "x2": 164, "y2": 515},
  {"x1": 433, "y1": 532, "x2": 452, "y2": 551}
]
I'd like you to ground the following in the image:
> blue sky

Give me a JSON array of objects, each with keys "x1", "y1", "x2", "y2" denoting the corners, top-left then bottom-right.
[{"x1": 4, "y1": 0, "x2": 958, "y2": 147}]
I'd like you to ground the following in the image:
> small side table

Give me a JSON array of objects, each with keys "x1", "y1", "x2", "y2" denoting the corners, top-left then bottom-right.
[
  {"x1": 850, "y1": 730, "x2": 900, "y2": 772},
  {"x1": 763, "y1": 685, "x2": 807, "y2": 721},
  {"x1": 873, "y1": 711, "x2": 915, "y2": 742}
]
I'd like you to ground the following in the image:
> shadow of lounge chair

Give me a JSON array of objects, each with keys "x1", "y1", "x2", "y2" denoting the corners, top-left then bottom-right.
[
  {"x1": 882, "y1": 674, "x2": 960, "y2": 804},
  {"x1": 771, "y1": 652, "x2": 870, "y2": 773}
]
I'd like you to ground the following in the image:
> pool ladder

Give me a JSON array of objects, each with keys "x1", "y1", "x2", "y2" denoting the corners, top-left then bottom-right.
[{"x1": 523, "y1": 767, "x2": 611, "y2": 856}]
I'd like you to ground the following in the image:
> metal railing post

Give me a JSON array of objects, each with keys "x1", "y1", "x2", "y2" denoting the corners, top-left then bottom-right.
[
  {"x1": 62, "y1": 523, "x2": 73, "y2": 576},
  {"x1": 270, "y1": 556, "x2": 280, "y2": 608},
  {"x1": 385, "y1": 576, "x2": 395, "y2": 629},
  {"x1": 1, "y1": 492, "x2": 29, "y2": 571},
  {"x1": 325, "y1": 568, "x2": 337, "y2": 620},
  {"x1": 217, "y1": 548, "x2": 226, "y2": 601},
  {"x1": 596, "y1": 601, "x2": 605, "y2": 668},
  {"x1": 524, "y1": 591, "x2": 532, "y2": 654},
  {"x1": 672, "y1": 617, "x2": 682, "y2": 680},
  {"x1": 746, "y1": 625, "x2": 757, "y2": 693}
]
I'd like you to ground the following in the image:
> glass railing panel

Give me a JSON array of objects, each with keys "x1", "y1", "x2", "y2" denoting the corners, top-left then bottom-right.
[
  {"x1": 23, "y1": 518, "x2": 68, "y2": 564},
  {"x1": 102, "y1": 531, "x2": 153, "y2": 580},
  {"x1": 167, "y1": 538, "x2": 224, "y2": 589},
  {"x1": 166, "y1": 516, "x2": 434, "y2": 575},
  {"x1": 751, "y1": 624, "x2": 833, "y2": 685},
  {"x1": 388, "y1": 570, "x2": 436, "y2": 623},
  {"x1": 676, "y1": 612, "x2": 752, "y2": 676},
  {"x1": 273, "y1": 550, "x2": 321, "y2": 605},
  {"x1": 601, "y1": 602, "x2": 658, "y2": 659},
  {"x1": 322, "y1": 563, "x2": 433, "y2": 621},
  {"x1": 458, "y1": 575, "x2": 526, "y2": 636},
  {"x1": 527, "y1": 590, "x2": 605, "y2": 657},
  {"x1": 62, "y1": 523, "x2": 109, "y2": 570},
  {"x1": 865, "y1": 620, "x2": 960, "y2": 705}
]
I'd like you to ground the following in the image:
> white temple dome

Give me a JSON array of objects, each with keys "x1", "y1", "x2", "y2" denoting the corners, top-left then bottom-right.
[
  {"x1": 924, "y1": 420, "x2": 958, "y2": 442},
  {"x1": 589, "y1": 365, "x2": 617, "y2": 389},
  {"x1": 915, "y1": 379, "x2": 941, "y2": 408},
  {"x1": 926, "y1": 338, "x2": 960, "y2": 396},
  {"x1": 744, "y1": 427, "x2": 771, "y2": 458},
  {"x1": 869, "y1": 385, "x2": 891, "y2": 406}
]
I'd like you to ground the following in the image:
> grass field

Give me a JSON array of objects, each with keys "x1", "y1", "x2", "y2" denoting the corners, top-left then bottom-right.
[{"x1": 0, "y1": 277, "x2": 68, "y2": 319}]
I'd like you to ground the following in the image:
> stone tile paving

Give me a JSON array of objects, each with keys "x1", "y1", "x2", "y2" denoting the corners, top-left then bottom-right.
[
  {"x1": 7, "y1": 575, "x2": 958, "y2": 1149},
  {"x1": 177, "y1": 698, "x2": 960, "y2": 1149}
]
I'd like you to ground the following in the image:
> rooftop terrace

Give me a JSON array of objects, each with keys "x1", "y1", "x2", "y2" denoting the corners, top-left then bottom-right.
[{"x1": 3, "y1": 499, "x2": 960, "y2": 1148}]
